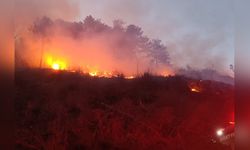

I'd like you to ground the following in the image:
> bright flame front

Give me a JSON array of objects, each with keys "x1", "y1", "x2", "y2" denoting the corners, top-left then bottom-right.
[
  {"x1": 45, "y1": 55, "x2": 172, "y2": 79},
  {"x1": 46, "y1": 56, "x2": 67, "y2": 70},
  {"x1": 89, "y1": 71, "x2": 98, "y2": 77},
  {"x1": 52, "y1": 63, "x2": 60, "y2": 70}
]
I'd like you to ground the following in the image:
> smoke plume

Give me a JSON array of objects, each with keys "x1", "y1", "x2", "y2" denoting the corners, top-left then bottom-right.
[{"x1": 16, "y1": 16, "x2": 172, "y2": 76}]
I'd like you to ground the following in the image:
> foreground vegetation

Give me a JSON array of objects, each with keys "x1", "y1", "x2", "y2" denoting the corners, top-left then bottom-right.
[{"x1": 15, "y1": 69, "x2": 234, "y2": 150}]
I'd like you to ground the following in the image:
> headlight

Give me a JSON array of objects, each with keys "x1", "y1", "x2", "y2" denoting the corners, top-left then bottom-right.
[{"x1": 216, "y1": 129, "x2": 224, "y2": 136}]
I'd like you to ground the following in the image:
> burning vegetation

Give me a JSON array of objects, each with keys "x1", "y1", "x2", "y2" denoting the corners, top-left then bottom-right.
[
  {"x1": 14, "y1": 14, "x2": 234, "y2": 150},
  {"x1": 46, "y1": 56, "x2": 67, "y2": 70},
  {"x1": 188, "y1": 81, "x2": 203, "y2": 93},
  {"x1": 15, "y1": 16, "x2": 234, "y2": 84},
  {"x1": 16, "y1": 16, "x2": 173, "y2": 78}
]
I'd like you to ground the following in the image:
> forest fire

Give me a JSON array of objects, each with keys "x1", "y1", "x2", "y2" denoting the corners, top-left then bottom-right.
[
  {"x1": 11, "y1": 0, "x2": 236, "y2": 149},
  {"x1": 45, "y1": 55, "x2": 147, "y2": 79}
]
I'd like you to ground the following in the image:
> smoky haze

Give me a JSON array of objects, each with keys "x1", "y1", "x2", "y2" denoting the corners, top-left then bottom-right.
[
  {"x1": 14, "y1": 0, "x2": 234, "y2": 83},
  {"x1": 16, "y1": 16, "x2": 172, "y2": 76},
  {"x1": 78, "y1": 0, "x2": 234, "y2": 77}
]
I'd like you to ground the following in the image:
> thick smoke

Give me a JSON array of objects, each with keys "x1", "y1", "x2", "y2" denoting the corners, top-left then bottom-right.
[
  {"x1": 14, "y1": 0, "x2": 233, "y2": 83},
  {"x1": 77, "y1": 0, "x2": 234, "y2": 77},
  {"x1": 16, "y1": 16, "x2": 172, "y2": 76},
  {"x1": 167, "y1": 33, "x2": 233, "y2": 76}
]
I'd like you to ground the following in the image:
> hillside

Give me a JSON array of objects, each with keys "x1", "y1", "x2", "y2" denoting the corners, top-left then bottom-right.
[{"x1": 15, "y1": 69, "x2": 234, "y2": 150}]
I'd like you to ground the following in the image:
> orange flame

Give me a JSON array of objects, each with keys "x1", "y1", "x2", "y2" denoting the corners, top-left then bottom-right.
[
  {"x1": 45, "y1": 55, "x2": 171, "y2": 79},
  {"x1": 191, "y1": 88, "x2": 200, "y2": 92},
  {"x1": 188, "y1": 81, "x2": 202, "y2": 93},
  {"x1": 46, "y1": 56, "x2": 67, "y2": 70}
]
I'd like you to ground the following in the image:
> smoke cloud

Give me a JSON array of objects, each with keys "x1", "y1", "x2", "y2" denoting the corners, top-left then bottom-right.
[
  {"x1": 16, "y1": 16, "x2": 172, "y2": 76},
  {"x1": 77, "y1": 0, "x2": 234, "y2": 78}
]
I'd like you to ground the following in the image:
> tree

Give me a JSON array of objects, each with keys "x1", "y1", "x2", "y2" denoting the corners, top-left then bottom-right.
[
  {"x1": 31, "y1": 16, "x2": 53, "y2": 38},
  {"x1": 148, "y1": 39, "x2": 170, "y2": 65}
]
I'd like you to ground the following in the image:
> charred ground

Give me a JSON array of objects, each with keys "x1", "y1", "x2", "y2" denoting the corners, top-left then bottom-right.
[{"x1": 15, "y1": 69, "x2": 234, "y2": 150}]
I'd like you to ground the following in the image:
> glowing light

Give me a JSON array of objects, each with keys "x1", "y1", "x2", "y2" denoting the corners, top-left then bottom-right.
[
  {"x1": 229, "y1": 121, "x2": 235, "y2": 125},
  {"x1": 191, "y1": 88, "x2": 200, "y2": 92},
  {"x1": 216, "y1": 129, "x2": 224, "y2": 136},
  {"x1": 46, "y1": 55, "x2": 67, "y2": 70},
  {"x1": 89, "y1": 71, "x2": 98, "y2": 77},
  {"x1": 51, "y1": 62, "x2": 66, "y2": 70},
  {"x1": 125, "y1": 76, "x2": 135, "y2": 79},
  {"x1": 52, "y1": 63, "x2": 60, "y2": 70},
  {"x1": 188, "y1": 81, "x2": 202, "y2": 93},
  {"x1": 102, "y1": 71, "x2": 113, "y2": 78}
]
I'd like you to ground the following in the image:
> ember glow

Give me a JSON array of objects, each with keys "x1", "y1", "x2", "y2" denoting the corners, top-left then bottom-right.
[
  {"x1": 188, "y1": 81, "x2": 202, "y2": 93},
  {"x1": 86, "y1": 69, "x2": 134, "y2": 79},
  {"x1": 125, "y1": 76, "x2": 135, "y2": 79},
  {"x1": 191, "y1": 88, "x2": 200, "y2": 93}
]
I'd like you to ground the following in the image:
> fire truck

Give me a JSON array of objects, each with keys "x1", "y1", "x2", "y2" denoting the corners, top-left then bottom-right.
[{"x1": 213, "y1": 122, "x2": 235, "y2": 150}]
